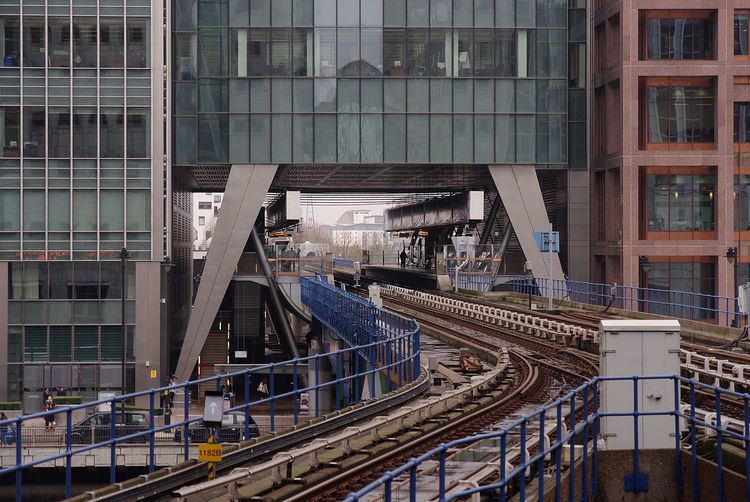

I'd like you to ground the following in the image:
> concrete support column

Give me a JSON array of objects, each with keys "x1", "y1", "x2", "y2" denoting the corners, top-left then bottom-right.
[
  {"x1": 175, "y1": 164, "x2": 278, "y2": 382},
  {"x1": 488, "y1": 165, "x2": 566, "y2": 293},
  {"x1": 567, "y1": 170, "x2": 590, "y2": 281},
  {"x1": 308, "y1": 335, "x2": 333, "y2": 417},
  {"x1": 0, "y1": 262, "x2": 7, "y2": 401},
  {"x1": 135, "y1": 261, "x2": 164, "y2": 406}
]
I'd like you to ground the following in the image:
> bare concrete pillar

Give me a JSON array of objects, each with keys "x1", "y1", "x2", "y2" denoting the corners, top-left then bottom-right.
[
  {"x1": 135, "y1": 261, "x2": 164, "y2": 406},
  {"x1": 0, "y1": 262, "x2": 7, "y2": 401},
  {"x1": 175, "y1": 164, "x2": 278, "y2": 382},
  {"x1": 488, "y1": 165, "x2": 566, "y2": 294}
]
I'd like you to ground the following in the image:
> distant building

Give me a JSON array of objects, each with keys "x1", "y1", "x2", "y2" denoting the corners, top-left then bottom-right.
[
  {"x1": 331, "y1": 210, "x2": 389, "y2": 250},
  {"x1": 193, "y1": 194, "x2": 222, "y2": 259}
]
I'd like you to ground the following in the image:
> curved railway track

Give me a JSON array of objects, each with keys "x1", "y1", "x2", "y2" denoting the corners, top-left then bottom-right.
[{"x1": 253, "y1": 292, "x2": 600, "y2": 501}]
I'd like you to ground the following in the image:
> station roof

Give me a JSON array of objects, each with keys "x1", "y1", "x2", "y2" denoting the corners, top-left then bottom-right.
[{"x1": 180, "y1": 164, "x2": 496, "y2": 193}]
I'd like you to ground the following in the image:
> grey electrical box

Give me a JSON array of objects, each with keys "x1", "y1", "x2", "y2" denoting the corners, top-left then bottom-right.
[{"x1": 599, "y1": 320, "x2": 681, "y2": 451}]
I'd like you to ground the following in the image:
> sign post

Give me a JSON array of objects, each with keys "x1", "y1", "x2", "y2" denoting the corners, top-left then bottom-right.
[
  {"x1": 547, "y1": 224, "x2": 554, "y2": 311},
  {"x1": 532, "y1": 228, "x2": 559, "y2": 312},
  {"x1": 200, "y1": 391, "x2": 225, "y2": 480}
]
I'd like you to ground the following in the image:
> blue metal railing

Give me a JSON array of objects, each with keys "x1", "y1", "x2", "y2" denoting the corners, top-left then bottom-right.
[
  {"x1": 465, "y1": 274, "x2": 740, "y2": 327},
  {"x1": 1, "y1": 276, "x2": 420, "y2": 502},
  {"x1": 345, "y1": 374, "x2": 750, "y2": 502},
  {"x1": 301, "y1": 276, "x2": 421, "y2": 385}
]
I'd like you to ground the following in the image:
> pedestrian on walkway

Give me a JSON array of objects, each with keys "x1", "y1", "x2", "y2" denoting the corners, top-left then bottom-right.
[{"x1": 257, "y1": 378, "x2": 269, "y2": 398}]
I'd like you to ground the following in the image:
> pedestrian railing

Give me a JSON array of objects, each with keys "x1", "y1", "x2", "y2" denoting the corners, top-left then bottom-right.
[
  {"x1": 0, "y1": 275, "x2": 421, "y2": 502},
  {"x1": 471, "y1": 275, "x2": 740, "y2": 327},
  {"x1": 345, "y1": 375, "x2": 750, "y2": 502}
]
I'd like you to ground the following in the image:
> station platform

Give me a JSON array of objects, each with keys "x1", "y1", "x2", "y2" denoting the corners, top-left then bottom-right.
[{"x1": 359, "y1": 264, "x2": 442, "y2": 291}]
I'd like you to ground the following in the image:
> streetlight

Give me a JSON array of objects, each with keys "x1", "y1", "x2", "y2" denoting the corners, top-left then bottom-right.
[
  {"x1": 639, "y1": 256, "x2": 650, "y2": 312},
  {"x1": 726, "y1": 247, "x2": 738, "y2": 326},
  {"x1": 120, "y1": 247, "x2": 129, "y2": 417}
]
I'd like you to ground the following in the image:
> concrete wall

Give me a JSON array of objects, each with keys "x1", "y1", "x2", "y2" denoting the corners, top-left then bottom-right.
[
  {"x1": 135, "y1": 262, "x2": 165, "y2": 403},
  {"x1": 0, "y1": 444, "x2": 198, "y2": 468},
  {"x1": 0, "y1": 262, "x2": 6, "y2": 401},
  {"x1": 567, "y1": 170, "x2": 591, "y2": 281}
]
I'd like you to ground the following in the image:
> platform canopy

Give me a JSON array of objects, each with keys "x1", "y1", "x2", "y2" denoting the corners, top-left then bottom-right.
[{"x1": 384, "y1": 191, "x2": 484, "y2": 232}]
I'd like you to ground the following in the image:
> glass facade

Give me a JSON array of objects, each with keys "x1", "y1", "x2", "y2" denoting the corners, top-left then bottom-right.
[
  {"x1": 0, "y1": 10, "x2": 153, "y2": 262},
  {"x1": 173, "y1": 0, "x2": 583, "y2": 167},
  {"x1": 0, "y1": 2, "x2": 156, "y2": 403}
]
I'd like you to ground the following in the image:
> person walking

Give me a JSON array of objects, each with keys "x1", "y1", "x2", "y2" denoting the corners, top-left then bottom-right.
[{"x1": 399, "y1": 246, "x2": 407, "y2": 269}]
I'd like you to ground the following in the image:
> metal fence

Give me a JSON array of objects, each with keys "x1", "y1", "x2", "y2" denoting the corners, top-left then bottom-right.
[
  {"x1": 0, "y1": 276, "x2": 421, "y2": 502},
  {"x1": 345, "y1": 375, "x2": 749, "y2": 502},
  {"x1": 462, "y1": 275, "x2": 740, "y2": 327}
]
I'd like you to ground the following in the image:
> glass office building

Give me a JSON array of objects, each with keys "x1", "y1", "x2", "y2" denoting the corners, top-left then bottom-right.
[
  {"x1": 172, "y1": 0, "x2": 586, "y2": 168},
  {"x1": 0, "y1": 0, "x2": 166, "y2": 406}
]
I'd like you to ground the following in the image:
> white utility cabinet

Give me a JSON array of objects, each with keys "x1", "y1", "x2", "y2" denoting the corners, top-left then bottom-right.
[{"x1": 599, "y1": 320, "x2": 681, "y2": 450}]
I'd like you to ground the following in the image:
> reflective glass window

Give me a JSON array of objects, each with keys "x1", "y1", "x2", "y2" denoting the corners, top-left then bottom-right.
[
  {"x1": 127, "y1": 109, "x2": 150, "y2": 158},
  {"x1": 496, "y1": 115, "x2": 517, "y2": 161},
  {"x1": 735, "y1": 102, "x2": 750, "y2": 143},
  {"x1": 23, "y1": 17, "x2": 45, "y2": 67},
  {"x1": 48, "y1": 18, "x2": 71, "y2": 67},
  {"x1": 48, "y1": 190, "x2": 70, "y2": 232},
  {"x1": 73, "y1": 19, "x2": 97, "y2": 68},
  {"x1": 100, "y1": 108, "x2": 124, "y2": 158},
  {"x1": 362, "y1": 0, "x2": 383, "y2": 26},
  {"x1": 314, "y1": 28, "x2": 336, "y2": 76},
  {"x1": 736, "y1": 13, "x2": 749, "y2": 55},
  {"x1": 0, "y1": 17, "x2": 19, "y2": 67},
  {"x1": 0, "y1": 107, "x2": 20, "y2": 158},
  {"x1": 100, "y1": 190, "x2": 124, "y2": 231},
  {"x1": 100, "y1": 19, "x2": 125, "y2": 68},
  {"x1": 49, "y1": 108, "x2": 71, "y2": 158},
  {"x1": 0, "y1": 190, "x2": 19, "y2": 230},
  {"x1": 23, "y1": 107, "x2": 45, "y2": 158},
  {"x1": 361, "y1": 29, "x2": 383, "y2": 75},
  {"x1": 338, "y1": 0, "x2": 359, "y2": 26},
  {"x1": 384, "y1": 29, "x2": 405, "y2": 76},
  {"x1": 127, "y1": 18, "x2": 150, "y2": 68},
  {"x1": 384, "y1": 0, "x2": 405, "y2": 26},
  {"x1": 337, "y1": 28, "x2": 360, "y2": 76},
  {"x1": 647, "y1": 18, "x2": 714, "y2": 60},
  {"x1": 23, "y1": 190, "x2": 44, "y2": 231},
  {"x1": 73, "y1": 108, "x2": 98, "y2": 157}
]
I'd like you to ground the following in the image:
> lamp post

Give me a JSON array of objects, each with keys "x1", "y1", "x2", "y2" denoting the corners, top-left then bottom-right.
[
  {"x1": 726, "y1": 247, "x2": 738, "y2": 326},
  {"x1": 639, "y1": 256, "x2": 650, "y2": 313},
  {"x1": 120, "y1": 248, "x2": 129, "y2": 416}
]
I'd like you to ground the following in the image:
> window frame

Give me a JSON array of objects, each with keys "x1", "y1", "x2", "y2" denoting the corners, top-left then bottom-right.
[
  {"x1": 640, "y1": 76, "x2": 716, "y2": 150},
  {"x1": 639, "y1": 165, "x2": 717, "y2": 240}
]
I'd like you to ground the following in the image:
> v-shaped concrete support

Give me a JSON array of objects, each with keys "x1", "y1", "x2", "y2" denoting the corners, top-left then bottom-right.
[
  {"x1": 488, "y1": 165, "x2": 566, "y2": 293},
  {"x1": 175, "y1": 164, "x2": 278, "y2": 382}
]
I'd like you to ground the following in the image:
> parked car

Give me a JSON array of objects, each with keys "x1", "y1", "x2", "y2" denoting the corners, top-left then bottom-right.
[
  {"x1": 70, "y1": 411, "x2": 150, "y2": 444},
  {"x1": 174, "y1": 411, "x2": 259, "y2": 443}
]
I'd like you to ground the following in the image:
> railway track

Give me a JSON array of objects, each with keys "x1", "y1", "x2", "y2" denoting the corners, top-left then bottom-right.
[{"x1": 249, "y1": 295, "x2": 598, "y2": 501}]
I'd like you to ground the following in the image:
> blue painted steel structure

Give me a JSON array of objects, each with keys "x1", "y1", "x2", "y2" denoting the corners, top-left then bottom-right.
[
  {"x1": 345, "y1": 375, "x2": 750, "y2": 502},
  {"x1": 0, "y1": 276, "x2": 420, "y2": 502},
  {"x1": 458, "y1": 274, "x2": 739, "y2": 327}
]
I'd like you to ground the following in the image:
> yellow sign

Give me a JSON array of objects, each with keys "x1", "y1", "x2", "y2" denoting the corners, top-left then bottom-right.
[
  {"x1": 150, "y1": 370, "x2": 157, "y2": 379},
  {"x1": 198, "y1": 443, "x2": 222, "y2": 462}
]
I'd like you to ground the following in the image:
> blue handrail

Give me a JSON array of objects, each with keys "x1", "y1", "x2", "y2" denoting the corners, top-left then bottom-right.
[
  {"x1": 1, "y1": 276, "x2": 420, "y2": 502},
  {"x1": 474, "y1": 275, "x2": 740, "y2": 327},
  {"x1": 344, "y1": 374, "x2": 750, "y2": 502}
]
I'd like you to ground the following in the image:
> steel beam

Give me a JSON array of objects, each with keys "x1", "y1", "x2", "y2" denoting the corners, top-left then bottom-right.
[
  {"x1": 174, "y1": 164, "x2": 278, "y2": 382},
  {"x1": 479, "y1": 194, "x2": 502, "y2": 246},
  {"x1": 249, "y1": 228, "x2": 300, "y2": 359}
]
